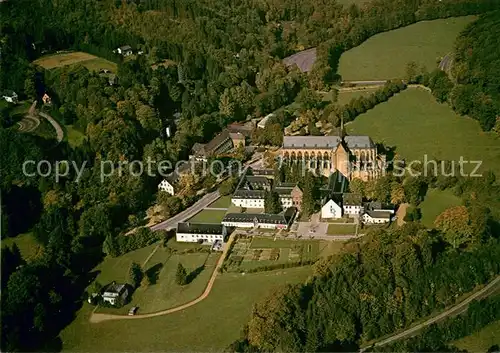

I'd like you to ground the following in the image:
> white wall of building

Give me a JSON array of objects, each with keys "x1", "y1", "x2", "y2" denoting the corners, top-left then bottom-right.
[
  {"x1": 231, "y1": 198, "x2": 265, "y2": 208},
  {"x1": 222, "y1": 221, "x2": 254, "y2": 228},
  {"x1": 158, "y1": 179, "x2": 175, "y2": 195},
  {"x1": 321, "y1": 200, "x2": 342, "y2": 219},
  {"x1": 176, "y1": 232, "x2": 224, "y2": 243},
  {"x1": 343, "y1": 205, "x2": 363, "y2": 216},
  {"x1": 361, "y1": 213, "x2": 390, "y2": 224}
]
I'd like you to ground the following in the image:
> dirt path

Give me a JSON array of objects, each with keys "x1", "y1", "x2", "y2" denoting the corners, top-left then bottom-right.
[
  {"x1": 361, "y1": 275, "x2": 500, "y2": 350},
  {"x1": 89, "y1": 233, "x2": 236, "y2": 323},
  {"x1": 396, "y1": 203, "x2": 409, "y2": 226},
  {"x1": 17, "y1": 101, "x2": 40, "y2": 132},
  {"x1": 39, "y1": 111, "x2": 64, "y2": 142}
]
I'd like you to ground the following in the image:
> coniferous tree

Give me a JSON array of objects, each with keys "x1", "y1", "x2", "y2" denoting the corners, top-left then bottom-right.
[{"x1": 175, "y1": 263, "x2": 187, "y2": 285}]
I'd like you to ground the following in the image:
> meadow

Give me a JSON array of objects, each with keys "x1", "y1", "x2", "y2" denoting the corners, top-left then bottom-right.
[
  {"x1": 60, "y1": 266, "x2": 312, "y2": 352},
  {"x1": 347, "y1": 88, "x2": 500, "y2": 176},
  {"x1": 338, "y1": 16, "x2": 477, "y2": 80},
  {"x1": 1, "y1": 233, "x2": 43, "y2": 262},
  {"x1": 419, "y1": 188, "x2": 462, "y2": 228},
  {"x1": 33, "y1": 51, "x2": 117, "y2": 72},
  {"x1": 453, "y1": 320, "x2": 500, "y2": 352}
]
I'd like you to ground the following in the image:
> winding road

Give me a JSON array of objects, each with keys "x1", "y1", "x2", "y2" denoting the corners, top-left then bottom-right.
[
  {"x1": 150, "y1": 190, "x2": 221, "y2": 231},
  {"x1": 361, "y1": 275, "x2": 500, "y2": 350},
  {"x1": 89, "y1": 232, "x2": 236, "y2": 323},
  {"x1": 39, "y1": 111, "x2": 64, "y2": 143},
  {"x1": 16, "y1": 101, "x2": 64, "y2": 143}
]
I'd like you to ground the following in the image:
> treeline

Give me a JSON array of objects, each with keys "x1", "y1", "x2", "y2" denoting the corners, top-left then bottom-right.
[
  {"x1": 103, "y1": 227, "x2": 161, "y2": 257},
  {"x1": 227, "y1": 169, "x2": 500, "y2": 352},
  {"x1": 313, "y1": 0, "x2": 500, "y2": 89},
  {"x1": 374, "y1": 295, "x2": 500, "y2": 352},
  {"x1": 324, "y1": 80, "x2": 407, "y2": 127}
]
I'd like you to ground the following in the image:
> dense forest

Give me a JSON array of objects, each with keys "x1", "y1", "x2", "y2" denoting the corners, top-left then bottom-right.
[
  {"x1": 2, "y1": 0, "x2": 500, "y2": 351},
  {"x1": 450, "y1": 10, "x2": 500, "y2": 131}
]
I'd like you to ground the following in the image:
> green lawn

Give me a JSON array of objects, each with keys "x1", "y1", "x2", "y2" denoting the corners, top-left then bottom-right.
[
  {"x1": 338, "y1": 16, "x2": 476, "y2": 80},
  {"x1": 187, "y1": 209, "x2": 227, "y2": 223},
  {"x1": 453, "y1": 320, "x2": 500, "y2": 352},
  {"x1": 420, "y1": 188, "x2": 462, "y2": 228},
  {"x1": 60, "y1": 266, "x2": 312, "y2": 352},
  {"x1": 65, "y1": 125, "x2": 86, "y2": 147},
  {"x1": 208, "y1": 195, "x2": 232, "y2": 209},
  {"x1": 97, "y1": 249, "x2": 219, "y2": 314},
  {"x1": 337, "y1": 88, "x2": 379, "y2": 105},
  {"x1": 9, "y1": 101, "x2": 31, "y2": 115},
  {"x1": 326, "y1": 224, "x2": 357, "y2": 235},
  {"x1": 347, "y1": 88, "x2": 500, "y2": 176},
  {"x1": 1, "y1": 233, "x2": 43, "y2": 262}
]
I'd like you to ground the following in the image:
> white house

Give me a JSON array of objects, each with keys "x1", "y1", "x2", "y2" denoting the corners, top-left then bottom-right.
[
  {"x1": 222, "y1": 208, "x2": 296, "y2": 230},
  {"x1": 321, "y1": 199, "x2": 343, "y2": 219},
  {"x1": 258, "y1": 113, "x2": 275, "y2": 129},
  {"x1": 176, "y1": 222, "x2": 226, "y2": 244},
  {"x1": 102, "y1": 282, "x2": 129, "y2": 306},
  {"x1": 343, "y1": 193, "x2": 363, "y2": 217},
  {"x1": 158, "y1": 179, "x2": 175, "y2": 195},
  {"x1": 116, "y1": 45, "x2": 133, "y2": 56},
  {"x1": 361, "y1": 211, "x2": 392, "y2": 224},
  {"x1": 2, "y1": 90, "x2": 18, "y2": 104}
]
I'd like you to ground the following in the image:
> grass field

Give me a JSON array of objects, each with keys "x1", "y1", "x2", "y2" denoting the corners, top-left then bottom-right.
[
  {"x1": 338, "y1": 16, "x2": 476, "y2": 80},
  {"x1": 208, "y1": 195, "x2": 232, "y2": 209},
  {"x1": 337, "y1": 88, "x2": 379, "y2": 105},
  {"x1": 97, "y1": 249, "x2": 219, "y2": 314},
  {"x1": 1, "y1": 233, "x2": 43, "y2": 262},
  {"x1": 453, "y1": 320, "x2": 500, "y2": 352},
  {"x1": 187, "y1": 209, "x2": 227, "y2": 223},
  {"x1": 60, "y1": 266, "x2": 312, "y2": 352},
  {"x1": 347, "y1": 88, "x2": 500, "y2": 176},
  {"x1": 420, "y1": 188, "x2": 462, "y2": 228},
  {"x1": 65, "y1": 125, "x2": 86, "y2": 147},
  {"x1": 33, "y1": 52, "x2": 117, "y2": 72},
  {"x1": 327, "y1": 224, "x2": 357, "y2": 235}
]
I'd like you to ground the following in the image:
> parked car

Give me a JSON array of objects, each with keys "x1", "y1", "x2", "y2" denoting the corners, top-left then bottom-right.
[{"x1": 128, "y1": 306, "x2": 138, "y2": 316}]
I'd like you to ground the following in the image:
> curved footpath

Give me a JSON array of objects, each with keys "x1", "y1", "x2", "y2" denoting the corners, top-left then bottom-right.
[
  {"x1": 89, "y1": 233, "x2": 235, "y2": 323},
  {"x1": 361, "y1": 275, "x2": 500, "y2": 351}
]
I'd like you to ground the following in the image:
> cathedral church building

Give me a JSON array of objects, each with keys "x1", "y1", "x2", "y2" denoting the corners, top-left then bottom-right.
[{"x1": 280, "y1": 135, "x2": 386, "y2": 181}]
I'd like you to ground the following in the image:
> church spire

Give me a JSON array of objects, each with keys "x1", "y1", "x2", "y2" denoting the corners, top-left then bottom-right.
[{"x1": 340, "y1": 114, "x2": 346, "y2": 140}]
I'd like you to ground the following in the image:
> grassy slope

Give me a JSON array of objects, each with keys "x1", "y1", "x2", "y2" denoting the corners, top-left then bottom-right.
[
  {"x1": 453, "y1": 320, "x2": 500, "y2": 352},
  {"x1": 60, "y1": 266, "x2": 312, "y2": 352},
  {"x1": 338, "y1": 16, "x2": 476, "y2": 80},
  {"x1": 419, "y1": 188, "x2": 462, "y2": 228},
  {"x1": 33, "y1": 52, "x2": 117, "y2": 72},
  {"x1": 208, "y1": 195, "x2": 232, "y2": 208},
  {"x1": 347, "y1": 88, "x2": 500, "y2": 176},
  {"x1": 1, "y1": 233, "x2": 43, "y2": 262}
]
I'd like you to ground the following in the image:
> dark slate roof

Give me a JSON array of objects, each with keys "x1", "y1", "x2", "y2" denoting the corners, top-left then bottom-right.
[
  {"x1": 233, "y1": 189, "x2": 265, "y2": 199},
  {"x1": 104, "y1": 282, "x2": 127, "y2": 294},
  {"x1": 344, "y1": 136, "x2": 375, "y2": 149},
  {"x1": 282, "y1": 135, "x2": 375, "y2": 149},
  {"x1": 343, "y1": 193, "x2": 362, "y2": 206},
  {"x1": 227, "y1": 122, "x2": 253, "y2": 136},
  {"x1": 120, "y1": 45, "x2": 132, "y2": 51},
  {"x1": 245, "y1": 176, "x2": 272, "y2": 188},
  {"x1": 177, "y1": 222, "x2": 224, "y2": 235},
  {"x1": 197, "y1": 130, "x2": 232, "y2": 156},
  {"x1": 223, "y1": 207, "x2": 296, "y2": 225},
  {"x1": 365, "y1": 211, "x2": 392, "y2": 219}
]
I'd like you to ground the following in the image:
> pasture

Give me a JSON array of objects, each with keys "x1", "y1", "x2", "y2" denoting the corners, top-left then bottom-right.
[
  {"x1": 60, "y1": 266, "x2": 312, "y2": 352},
  {"x1": 453, "y1": 320, "x2": 500, "y2": 352},
  {"x1": 96, "y1": 247, "x2": 219, "y2": 314},
  {"x1": 419, "y1": 188, "x2": 462, "y2": 228},
  {"x1": 33, "y1": 51, "x2": 117, "y2": 72},
  {"x1": 338, "y1": 16, "x2": 477, "y2": 80},
  {"x1": 346, "y1": 88, "x2": 500, "y2": 176}
]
